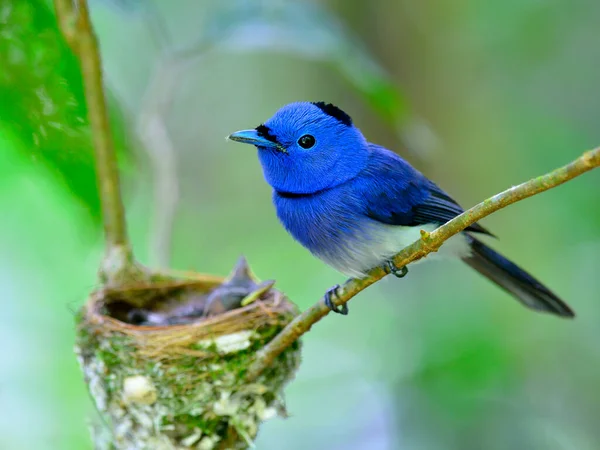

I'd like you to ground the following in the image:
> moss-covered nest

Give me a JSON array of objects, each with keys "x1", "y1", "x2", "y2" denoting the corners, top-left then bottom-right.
[{"x1": 75, "y1": 263, "x2": 301, "y2": 450}]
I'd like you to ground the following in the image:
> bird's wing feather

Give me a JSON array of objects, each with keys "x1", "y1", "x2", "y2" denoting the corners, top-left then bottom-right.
[
  {"x1": 413, "y1": 182, "x2": 493, "y2": 235},
  {"x1": 360, "y1": 145, "x2": 493, "y2": 236}
]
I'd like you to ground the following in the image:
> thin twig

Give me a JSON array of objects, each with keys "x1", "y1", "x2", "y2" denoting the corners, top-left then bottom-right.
[
  {"x1": 246, "y1": 147, "x2": 600, "y2": 381},
  {"x1": 136, "y1": 56, "x2": 185, "y2": 268},
  {"x1": 136, "y1": 38, "x2": 211, "y2": 267},
  {"x1": 54, "y1": 0, "x2": 144, "y2": 285}
]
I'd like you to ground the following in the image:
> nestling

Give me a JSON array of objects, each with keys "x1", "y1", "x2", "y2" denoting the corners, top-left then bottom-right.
[{"x1": 228, "y1": 102, "x2": 574, "y2": 318}]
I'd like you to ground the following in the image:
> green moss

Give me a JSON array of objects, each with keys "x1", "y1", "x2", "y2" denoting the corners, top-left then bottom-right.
[
  {"x1": 96, "y1": 348, "x2": 120, "y2": 367},
  {"x1": 75, "y1": 304, "x2": 301, "y2": 450}
]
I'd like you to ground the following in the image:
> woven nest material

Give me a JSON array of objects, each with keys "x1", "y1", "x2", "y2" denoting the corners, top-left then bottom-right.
[
  {"x1": 76, "y1": 268, "x2": 302, "y2": 450},
  {"x1": 85, "y1": 276, "x2": 297, "y2": 359}
]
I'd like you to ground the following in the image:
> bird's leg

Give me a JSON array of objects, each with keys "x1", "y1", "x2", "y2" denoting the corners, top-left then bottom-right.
[
  {"x1": 383, "y1": 260, "x2": 408, "y2": 278},
  {"x1": 324, "y1": 284, "x2": 348, "y2": 315}
]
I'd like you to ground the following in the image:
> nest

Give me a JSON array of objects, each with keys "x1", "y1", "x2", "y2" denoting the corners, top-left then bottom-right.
[{"x1": 75, "y1": 259, "x2": 301, "y2": 450}]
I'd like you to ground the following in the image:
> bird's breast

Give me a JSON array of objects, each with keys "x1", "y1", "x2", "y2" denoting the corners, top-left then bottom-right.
[
  {"x1": 272, "y1": 189, "x2": 471, "y2": 277},
  {"x1": 272, "y1": 189, "x2": 358, "y2": 257},
  {"x1": 272, "y1": 189, "x2": 400, "y2": 277}
]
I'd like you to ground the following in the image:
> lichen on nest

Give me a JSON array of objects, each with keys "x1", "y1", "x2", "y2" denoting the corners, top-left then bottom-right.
[{"x1": 75, "y1": 259, "x2": 301, "y2": 450}]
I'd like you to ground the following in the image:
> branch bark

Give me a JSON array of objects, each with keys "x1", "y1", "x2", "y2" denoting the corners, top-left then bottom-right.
[
  {"x1": 54, "y1": 0, "x2": 145, "y2": 285},
  {"x1": 246, "y1": 146, "x2": 600, "y2": 381}
]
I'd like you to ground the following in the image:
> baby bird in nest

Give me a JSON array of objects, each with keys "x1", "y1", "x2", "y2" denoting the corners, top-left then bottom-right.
[{"x1": 127, "y1": 257, "x2": 275, "y2": 326}]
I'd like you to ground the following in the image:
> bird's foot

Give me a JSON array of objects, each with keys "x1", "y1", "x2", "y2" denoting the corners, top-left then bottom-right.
[
  {"x1": 383, "y1": 260, "x2": 408, "y2": 278},
  {"x1": 324, "y1": 285, "x2": 348, "y2": 315}
]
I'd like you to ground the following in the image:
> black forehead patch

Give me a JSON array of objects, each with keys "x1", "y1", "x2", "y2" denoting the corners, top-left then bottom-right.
[
  {"x1": 255, "y1": 124, "x2": 279, "y2": 144},
  {"x1": 311, "y1": 102, "x2": 353, "y2": 126}
]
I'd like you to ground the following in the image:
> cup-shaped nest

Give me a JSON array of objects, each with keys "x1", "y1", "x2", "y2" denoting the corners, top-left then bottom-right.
[{"x1": 75, "y1": 258, "x2": 301, "y2": 450}]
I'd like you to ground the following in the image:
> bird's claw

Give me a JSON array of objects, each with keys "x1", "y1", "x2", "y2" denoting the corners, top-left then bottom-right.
[
  {"x1": 384, "y1": 260, "x2": 408, "y2": 278},
  {"x1": 324, "y1": 285, "x2": 348, "y2": 315}
]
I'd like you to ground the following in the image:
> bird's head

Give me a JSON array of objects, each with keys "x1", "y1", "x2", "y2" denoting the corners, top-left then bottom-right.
[{"x1": 228, "y1": 102, "x2": 369, "y2": 194}]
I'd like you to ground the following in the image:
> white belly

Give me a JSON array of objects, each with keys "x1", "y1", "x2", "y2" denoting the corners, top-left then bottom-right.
[{"x1": 317, "y1": 223, "x2": 472, "y2": 278}]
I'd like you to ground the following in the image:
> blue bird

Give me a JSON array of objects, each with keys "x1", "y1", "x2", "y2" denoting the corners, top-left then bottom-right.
[{"x1": 228, "y1": 101, "x2": 574, "y2": 318}]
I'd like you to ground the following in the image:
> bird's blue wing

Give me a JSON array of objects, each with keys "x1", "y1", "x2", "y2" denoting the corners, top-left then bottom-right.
[
  {"x1": 412, "y1": 182, "x2": 493, "y2": 235},
  {"x1": 359, "y1": 145, "x2": 492, "y2": 235}
]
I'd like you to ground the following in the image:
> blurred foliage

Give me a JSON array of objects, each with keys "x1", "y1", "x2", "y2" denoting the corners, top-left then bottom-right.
[
  {"x1": 0, "y1": 0, "x2": 131, "y2": 224},
  {"x1": 102, "y1": 0, "x2": 434, "y2": 155},
  {"x1": 203, "y1": 1, "x2": 439, "y2": 156},
  {"x1": 203, "y1": 2, "x2": 412, "y2": 129}
]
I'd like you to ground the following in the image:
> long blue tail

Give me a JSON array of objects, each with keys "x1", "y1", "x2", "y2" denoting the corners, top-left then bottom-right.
[{"x1": 462, "y1": 238, "x2": 574, "y2": 317}]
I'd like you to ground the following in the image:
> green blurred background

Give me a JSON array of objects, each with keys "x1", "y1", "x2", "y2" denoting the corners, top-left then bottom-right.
[{"x1": 1, "y1": 0, "x2": 600, "y2": 449}]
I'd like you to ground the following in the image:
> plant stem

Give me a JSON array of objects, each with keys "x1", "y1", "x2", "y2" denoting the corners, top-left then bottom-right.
[
  {"x1": 246, "y1": 146, "x2": 600, "y2": 381},
  {"x1": 54, "y1": 0, "x2": 142, "y2": 284}
]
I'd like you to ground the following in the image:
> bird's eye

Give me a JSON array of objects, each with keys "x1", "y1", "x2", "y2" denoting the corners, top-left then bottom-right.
[{"x1": 297, "y1": 134, "x2": 316, "y2": 149}]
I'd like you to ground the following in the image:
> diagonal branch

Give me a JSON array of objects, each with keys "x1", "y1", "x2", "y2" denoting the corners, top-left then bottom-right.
[
  {"x1": 246, "y1": 146, "x2": 600, "y2": 381},
  {"x1": 54, "y1": 0, "x2": 145, "y2": 285}
]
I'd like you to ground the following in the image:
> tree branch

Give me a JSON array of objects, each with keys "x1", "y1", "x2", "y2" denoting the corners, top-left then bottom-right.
[
  {"x1": 54, "y1": 0, "x2": 144, "y2": 284},
  {"x1": 246, "y1": 146, "x2": 600, "y2": 381}
]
